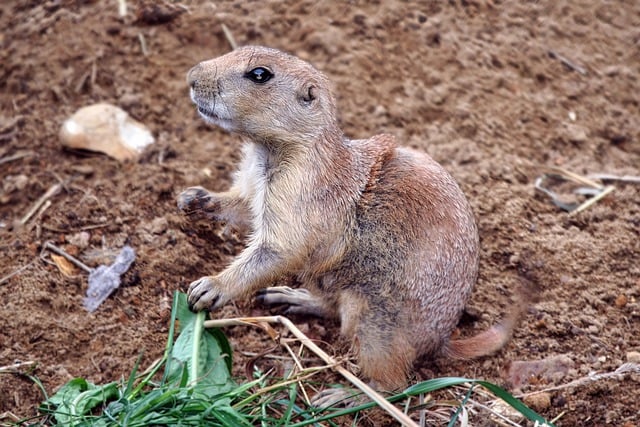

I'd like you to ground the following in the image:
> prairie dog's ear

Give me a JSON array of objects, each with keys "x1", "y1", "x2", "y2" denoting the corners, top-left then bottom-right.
[{"x1": 298, "y1": 83, "x2": 317, "y2": 105}]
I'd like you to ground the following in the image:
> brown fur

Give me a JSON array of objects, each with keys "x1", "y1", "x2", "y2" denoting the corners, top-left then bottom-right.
[{"x1": 179, "y1": 46, "x2": 523, "y2": 391}]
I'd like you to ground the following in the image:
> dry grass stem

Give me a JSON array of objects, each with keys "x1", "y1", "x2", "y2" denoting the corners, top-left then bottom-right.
[
  {"x1": 0, "y1": 412, "x2": 20, "y2": 422},
  {"x1": 0, "y1": 361, "x2": 37, "y2": 373},
  {"x1": 569, "y1": 185, "x2": 615, "y2": 215},
  {"x1": 28, "y1": 199, "x2": 52, "y2": 231},
  {"x1": 0, "y1": 261, "x2": 35, "y2": 286},
  {"x1": 239, "y1": 350, "x2": 317, "y2": 363},
  {"x1": 517, "y1": 362, "x2": 640, "y2": 398},
  {"x1": 588, "y1": 173, "x2": 640, "y2": 184},
  {"x1": 469, "y1": 398, "x2": 524, "y2": 427},
  {"x1": 542, "y1": 166, "x2": 603, "y2": 189},
  {"x1": 42, "y1": 241, "x2": 92, "y2": 273},
  {"x1": 204, "y1": 315, "x2": 419, "y2": 426},
  {"x1": 138, "y1": 33, "x2": 149, "y2": 56},
  {"x1": 280, "y1": 340, "x2": 314, "y2": 405},
  {"x1": 221, "y1": 23, "x2": 238, "y2": 50},
  {"x1": 536, "y1": 166, "x2": 616, "y2": 214},
  {"x1": 547, "y1": 50, "x2": 587, "y2": 75},
  {"x1": 254, "y1": 369, "x2": 325, "y2": 396},
  {"x1": 117, "y1": 0, "x2": 127, "y2": 17},
  {"x1": 19, "y1": 183, "x2": 62, "y2": 226},
  {"x1": 0, "y1": 151, "x2": 33, "y2": 165}
]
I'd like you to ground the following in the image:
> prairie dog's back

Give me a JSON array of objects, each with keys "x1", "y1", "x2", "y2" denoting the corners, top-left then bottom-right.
[{"x1": 345, "y1": 140, "x2": 479, "y2": 356}]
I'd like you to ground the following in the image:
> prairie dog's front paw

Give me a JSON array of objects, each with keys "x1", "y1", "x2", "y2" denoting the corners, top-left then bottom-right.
[
  {"x1": 177, "y1": 186, "x2": 219, "y2": 219},
  {"x1": 187, "y1": 276, "x2": 227, "y2": 312}
]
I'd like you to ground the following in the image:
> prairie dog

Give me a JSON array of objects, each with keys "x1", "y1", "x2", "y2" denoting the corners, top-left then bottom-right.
[{"x1": 179, "y1": 46, "x2": 517, "y2": 391}]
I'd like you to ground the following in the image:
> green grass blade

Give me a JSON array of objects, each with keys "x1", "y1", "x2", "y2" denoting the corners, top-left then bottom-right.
[
  {"x1": 190, "y1": 309, "x2": 206, "y2": 384},
  {"x1": 160, "y1": 289, "x2": 181, "y2": 386},
  {"x1": 123, "y1": 352, "x2": 144, "y2": 398},
  {"x1": 290, "y1": 377, "x2": 554, "y2": 427}
]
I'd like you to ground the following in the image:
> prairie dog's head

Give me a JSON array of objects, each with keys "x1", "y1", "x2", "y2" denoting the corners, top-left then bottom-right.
[{"x1": 187, "y1": 46, "x2": 339, "y2": 144}]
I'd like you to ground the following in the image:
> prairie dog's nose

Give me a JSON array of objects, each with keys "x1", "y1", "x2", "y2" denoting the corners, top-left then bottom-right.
[{"x1": 187, "y1": 63, "x2": 202, "y2": 89}]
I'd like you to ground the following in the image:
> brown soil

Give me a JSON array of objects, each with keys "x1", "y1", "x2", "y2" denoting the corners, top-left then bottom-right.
[{"x1": 1, "y1": 1, "x2": 639, "y2": 425}]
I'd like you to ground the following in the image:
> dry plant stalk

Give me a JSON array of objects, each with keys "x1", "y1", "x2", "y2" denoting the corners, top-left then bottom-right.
[
  {"x1": 138, "y1": 33, "x2": 149, "y2": 56},
  {"x1": 19, "y1": 183, "x2": 62, "y2": 226},
  {"x1": 0, "y1": 261, "x2": 35, "y2": 286},
  {"x1": 0, "y1": 151, "x2": 33, "y2": 165},
  {"x1": 517, "y1": 362, "x2": 640, "y2": 398},
  {"x1": 117, "y1": 0, "x2": 127, "y2": 17},
  {"x1": 536, "y1": 166, "x2": 616, "y2": 215},
  {"x1": 204, "y1": 315, "x2": 419, "y2": 427},
  {"x1": 0, "y1": 361, "x2": 37, "y2": 374},
  {"x1": 221, "y1": 23, "x2": 238, "y2": 50}
]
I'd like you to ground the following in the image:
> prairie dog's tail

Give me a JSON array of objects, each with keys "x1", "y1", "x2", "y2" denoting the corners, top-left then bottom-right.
[
  {"x1": 443, "y1": 283, "x2": 531, "y2": 360},
  {"x1": 444, "y1": 316, "x2": 516, "y2": 359}
]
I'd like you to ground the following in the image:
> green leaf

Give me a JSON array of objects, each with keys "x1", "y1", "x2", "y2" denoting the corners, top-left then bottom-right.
[
  {"x1": 165, "y1": 293, "x2": 235, "y2": 397},
  {"x1": 44, "y1": 378, "x2": 91, "y2": 408},
  {"x1": 41, "y1": 378, "x2": 119, "y2": 425}
]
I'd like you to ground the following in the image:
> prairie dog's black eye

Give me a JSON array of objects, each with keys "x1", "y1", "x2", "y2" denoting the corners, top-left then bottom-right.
[{"x1": 245, "y1": 67, "x2": 273, "y2": 83}]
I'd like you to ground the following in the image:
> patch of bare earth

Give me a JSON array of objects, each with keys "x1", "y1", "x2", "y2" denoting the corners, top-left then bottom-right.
[{"x1": 1, "y1": 1, "x2": 638, "y2": 425}]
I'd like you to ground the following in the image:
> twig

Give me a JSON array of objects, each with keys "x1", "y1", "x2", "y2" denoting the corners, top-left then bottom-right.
[
  {"x1": 468, "y1": 398, "x2": 524, "y2": 427},
  {"x1": 588, "y1": 173, "x2": 640, "y2": 184},
  {"x1": 0, "y1": 261, "x2": 35, "y2": 286},
  {"x1": 221, "y1": 23, "x2": 238, "y2": 50},
  {"x1": 281, "y1": 339, "x2": 314, "y2": 405},
  {"x1": 0, "y1": 115, "x2": 24, "y2": 132},
  {"x1": 0, "y1": 361, "x2": 37, "y2": 374},
  {"x1": 75, "y1": 70, "x2": 91, "y2": 93},
  {"x1": 19, "y1": 183, "x2": 62, "y2": 226},
  {"x1": 0, "y1": 129, "x2": 18, "y2": 142},
  {"x1": 547, "y1": 50, "x2": 587, "y2": 75},
  {"x1": 0, "y1": 411, "x2": 20, "y2": 422},
  {"x1": 570, "y1": 185, "x2": 615, "y2": 216},
  {"x1": 542, "y1": 166, "x2": 603, "y2": 189},
  {"x1": 31, "y1": 200, "x2": 52, "y2": 226},
  {"x1": 138, "y1": 33, "x2": 149, "y2": 56},
  {"x1": 516, "y1": 362, "x2": 640, "y2": 398},
  {"x1": 117, "y1": 0, "x2": 127, "y2": 17},
  {"x1": 205, "y1": 315, "x2": 419, "y2": 427},
  {"x1": 0, "y1": 151, "x2": 33, "y2": 166},
  {"x1": 239, "y1": 350, "x2": 318, "y2": 363},
  {"x1": 536, "y1": 166, "x2": 615, "y2": 214},
  {"x1": 80, "y1": 222, "x2": 111, "y2": 231},
  {"x1": 42, "y1": 241, "x2": 92, "y2": 273},
  {"x1": 91, "y1": 60, "x2": 97, "y2": 87}
]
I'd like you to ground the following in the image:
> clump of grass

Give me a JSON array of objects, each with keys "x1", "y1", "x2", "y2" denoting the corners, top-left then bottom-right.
[
  {"x1": 37, "y1": 292, "x2": 254, "y2": 426},
  {"x1": 24, "y1": 292, "x2": 555, "y2": 426}
]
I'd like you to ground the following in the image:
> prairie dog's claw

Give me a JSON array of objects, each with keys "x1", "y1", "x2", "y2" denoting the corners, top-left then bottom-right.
[
  {"x1": 177, "y1": 186, "x2": 213, "y2": 214},
  {"x1": 187, "y1": 276, "x2": 225, "y2": 312}
]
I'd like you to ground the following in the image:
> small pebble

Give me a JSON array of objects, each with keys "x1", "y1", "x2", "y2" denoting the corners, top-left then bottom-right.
[
  {"x1": 626, "y1": 351, "x2": 640, "y2": 364},
  {"x1": 563, "y1": 123, "x2": 588, "y2": 143},
  {"x1": 507, "y1": 355, "x2": 574, "y2": 389},
  {"x1": 150, "y1": 216, "x2": 168, "y2": 234},
  {"x1": 523, "y1": 392, "x2": 551, "y2": 412},
  {"x1": 69, "y1": 164, "x2": 95, "y2": 176},
  {"x1": 3, "y1": 174, "x2": 29, "y2": 193},
  {"x1": 614, "y1": 294, "x2": 628, "y2": 308},
  {"x1": 67, "y1": 231, "x2": 91, "y2": 249}
]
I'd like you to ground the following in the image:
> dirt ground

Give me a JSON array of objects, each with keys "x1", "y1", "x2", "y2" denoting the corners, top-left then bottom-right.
[{"x1": 1, "y1": 1, "x2": 639, "y2": 425}]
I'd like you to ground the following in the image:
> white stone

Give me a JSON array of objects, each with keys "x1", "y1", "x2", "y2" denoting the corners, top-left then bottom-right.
[{"x1": 60, "y1": 103, "x2": 154, "y2": 162}]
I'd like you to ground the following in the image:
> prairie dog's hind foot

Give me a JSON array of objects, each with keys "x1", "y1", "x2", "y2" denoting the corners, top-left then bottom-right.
[
  {"x1": 256, "y1": 286, "x2": 330, "y2": 318},
  {"x1": 311, "y1": 387, "x2": 362, "y2": 409}
]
